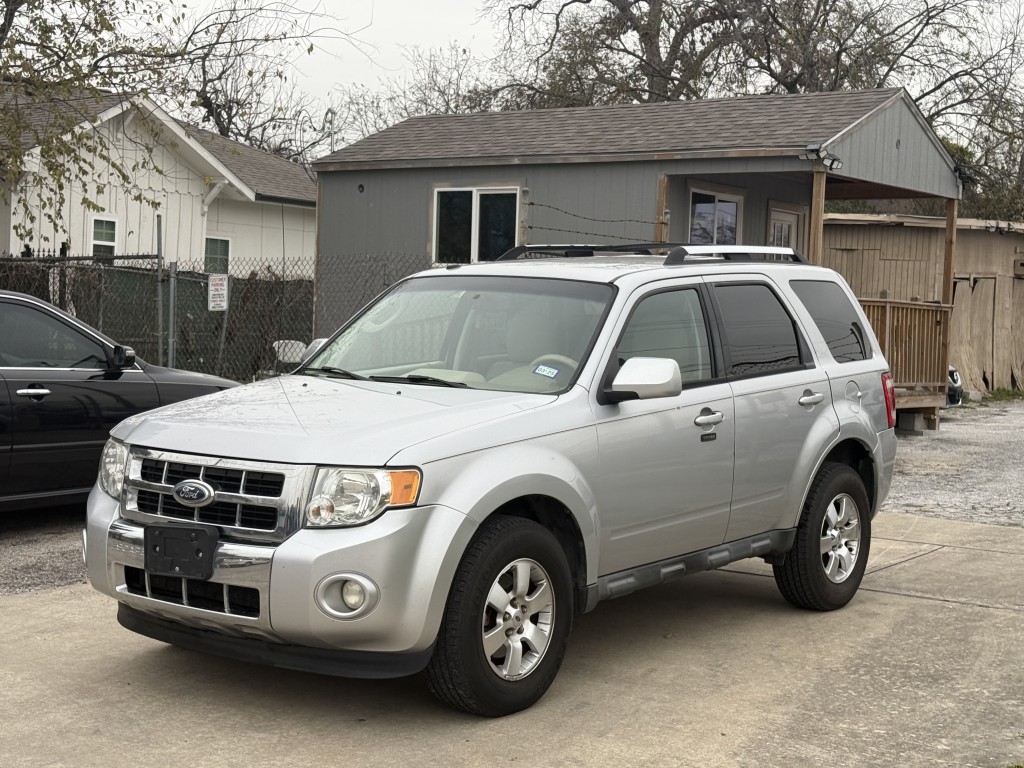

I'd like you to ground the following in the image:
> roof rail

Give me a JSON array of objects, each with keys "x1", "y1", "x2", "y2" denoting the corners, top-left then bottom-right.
[
  {"x1": 663, "y1": 245, "x2": 808, "y2": 265},
  {"x1": 496, "y1": 242, "x2": 691, "y2": 260}
]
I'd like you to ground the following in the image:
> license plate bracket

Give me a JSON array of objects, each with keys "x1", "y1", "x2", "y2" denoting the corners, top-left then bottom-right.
[{"x1": 144, "y1": 524, "x2": 219, "y2": 580}]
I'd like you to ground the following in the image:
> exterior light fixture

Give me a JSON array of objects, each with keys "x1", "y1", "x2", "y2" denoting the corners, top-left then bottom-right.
[{"x1": 800, "y1": 143, "x2": 843, "y2": 171}]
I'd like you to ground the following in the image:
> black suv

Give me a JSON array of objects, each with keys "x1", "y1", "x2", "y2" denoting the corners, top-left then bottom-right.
[{"x1": 0, "y1": 290, "x2": 236, "y2": 511}]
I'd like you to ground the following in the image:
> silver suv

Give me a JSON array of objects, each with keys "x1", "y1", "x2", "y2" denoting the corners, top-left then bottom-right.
[{"x1": 85, "y1": 244, "x2": 897, "y2": 716}]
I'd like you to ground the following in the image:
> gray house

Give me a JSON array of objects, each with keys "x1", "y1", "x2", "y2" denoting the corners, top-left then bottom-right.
[{"x1": 312, "y1": 88, "x2": 962, "y2": 421}]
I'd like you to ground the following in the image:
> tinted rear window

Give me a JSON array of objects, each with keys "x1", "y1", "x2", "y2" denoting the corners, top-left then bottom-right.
[
  {"x1": 713, "y1": 283, "x2": 803, "y2": 376},
  {"x1": 789, "y1": 280, "x2": 868, "y2": 362}
]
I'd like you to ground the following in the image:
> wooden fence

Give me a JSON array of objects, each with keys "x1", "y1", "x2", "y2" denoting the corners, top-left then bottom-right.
[{"x1": 860, "y1": 299, "x2": 950, "y2": 400}]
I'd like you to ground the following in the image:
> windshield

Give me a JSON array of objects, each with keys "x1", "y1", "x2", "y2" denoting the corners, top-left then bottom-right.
[{"x1": 307, "y1": 275, "x2": 613, "y2": 393}]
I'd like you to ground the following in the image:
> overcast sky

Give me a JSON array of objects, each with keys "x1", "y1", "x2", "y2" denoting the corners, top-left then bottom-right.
[{"x1": 293, "y1": 0, "x2": 499, "y2": 101}]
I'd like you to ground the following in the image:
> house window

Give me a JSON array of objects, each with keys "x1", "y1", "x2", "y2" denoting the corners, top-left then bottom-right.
[
  {"x1": 91, "y1": 218, "x2": 117, "y2": 258},
  {"x1": 434, "y1": 188, "x2": 518, "y2": 263},
  {"x1": 689, "y1": 189, "x2": 743, "y2": 245},
  {"x1": 204, "y1": 237, "x2": 230, "y2": 273}
]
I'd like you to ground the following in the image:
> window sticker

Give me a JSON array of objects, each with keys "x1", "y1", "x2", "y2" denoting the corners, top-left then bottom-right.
[{"x1": 533, "y1": 364, "x2": 559, "y2": 378}]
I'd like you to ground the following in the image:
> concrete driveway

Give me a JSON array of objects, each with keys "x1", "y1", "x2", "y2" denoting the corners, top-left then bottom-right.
[{"x1": 1, "y1": 512, "x2": 1021, "y2": 768}]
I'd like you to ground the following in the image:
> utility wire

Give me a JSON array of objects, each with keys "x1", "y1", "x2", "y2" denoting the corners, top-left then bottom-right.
[{"x1": 528, "y1": 201, "x2": 658, "y2": 226}]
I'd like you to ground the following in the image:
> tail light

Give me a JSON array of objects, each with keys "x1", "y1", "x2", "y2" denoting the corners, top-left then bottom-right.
[{"x1": 881, "y1": 372, "x2": 896, "y2": 429}]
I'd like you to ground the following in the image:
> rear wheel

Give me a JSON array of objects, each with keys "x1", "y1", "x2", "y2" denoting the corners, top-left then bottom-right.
[
  {"x1": 773, "y1": 462, "x2": 870, "y2": 611},
  {"x1": 425, "y1": 515, "x2": 573, "y2": 716}
]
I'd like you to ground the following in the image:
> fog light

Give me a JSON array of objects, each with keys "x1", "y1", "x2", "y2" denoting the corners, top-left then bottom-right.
[
  {"x1": 341, "y1": 580, "x2": 366, "y2": 610},
  {"x1": 314, "y1": 573, "x2": 379, "y2": 620}
]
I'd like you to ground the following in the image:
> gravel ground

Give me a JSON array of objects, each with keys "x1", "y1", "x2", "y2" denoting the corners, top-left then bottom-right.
[
  {"x1": 2, "y1": 399, "x2": 1022, "y2": 596},
  {"x1": 884, "y1": 397, "x2": 1024, "y2": 528},
  {"x1": 0, "y1": 504, "x2": 86, "y2": 596}
]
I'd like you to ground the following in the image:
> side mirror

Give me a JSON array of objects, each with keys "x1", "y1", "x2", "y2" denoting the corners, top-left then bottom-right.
[
  {"x1": 111, "y1": 345, "x2": 136, "y2": 369},
  {"x1": 605, "y1": 357, "x2": 682, "y2": 403},
  {"x1": 302, "y1": 338, "x2": 327, "y2": 361}
]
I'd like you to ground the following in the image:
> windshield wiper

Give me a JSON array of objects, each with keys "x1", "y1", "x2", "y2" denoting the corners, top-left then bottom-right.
[
  {"x1": 368, "y1": 374, "x2": 468, "y2": 388},
  {"x1": 295, "y1": 366, "x2": 368, "y2": 380}
]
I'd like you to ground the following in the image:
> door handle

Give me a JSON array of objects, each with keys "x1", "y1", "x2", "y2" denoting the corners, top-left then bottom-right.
[
  {"x1": 798, "y1": 391, "x2": 825, "y2": 406},
  {"x1": 16, "y1": 387, "x2": 52, "y2": 398},
  {"x1": 693, "y1": 410, "x2": 724, "y2": 427}
]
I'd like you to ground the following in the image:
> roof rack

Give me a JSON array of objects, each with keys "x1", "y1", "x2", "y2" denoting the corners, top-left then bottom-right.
[
  {"x1": 495, "y1": 242, "x2": 810, "y2": 265},
  {"x1": 496, "y1": 243, "x2": 690, "y2": 260},
  {"x1": 663, "y1": 245, "x2": 808, "y2": 265}
]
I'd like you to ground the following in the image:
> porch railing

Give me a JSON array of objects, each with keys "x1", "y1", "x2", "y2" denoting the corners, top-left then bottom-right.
[{"x1": 859, "y1": 299, "x2": 950, "y2": 394}]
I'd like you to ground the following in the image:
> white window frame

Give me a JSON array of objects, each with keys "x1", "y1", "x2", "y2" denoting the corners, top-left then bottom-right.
[
  {"x1": 204, "y1": 235, "x2": 232, "y2": 274},
  {"x1": 687, "y1": 183, "x2": 744, "y2": 245},
  {"x1": 90, "y1": 216, "x2": 118, "y2": 258},
  {"x1": 432, "y1": 186, "x2": 520, "y2": 263}
]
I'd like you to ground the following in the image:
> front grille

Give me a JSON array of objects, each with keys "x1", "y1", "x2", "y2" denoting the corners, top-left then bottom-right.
[
  {"x1": 124, "y1": 566, "x2": 260, "y2": 617},
  {"x1": 140, "y1": 458, "x2": 285, "y2": 497},
  {"x1": 123, "y1": 449, "x2": 308, "y2": 544},
  {"x1": 135, "y1": 490, "x2": 277, "y2": 530}
]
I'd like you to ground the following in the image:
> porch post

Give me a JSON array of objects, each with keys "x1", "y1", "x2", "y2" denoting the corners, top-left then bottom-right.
[
  {"x1": 654, "y1": 173, "x2": 669, "y2": 242},
  {"x1": 807, "y1": 170, "x2": 826, "y2": 264},
  {"x1": 940, "y1": 197, "x2": 958, "y2": 381},
  {"x1": 942, "y1": 198, "x2": 958, "y2": 305}
]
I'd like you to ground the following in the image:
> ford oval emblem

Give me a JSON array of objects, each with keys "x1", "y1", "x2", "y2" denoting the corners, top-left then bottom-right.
[{"x1": 171, "y1": 480, "x2": 216, "y2": 508}]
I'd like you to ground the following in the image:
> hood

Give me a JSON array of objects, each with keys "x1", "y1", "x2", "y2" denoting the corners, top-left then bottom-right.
[
  {"x1": 112, "y1": 374, "x2": 555, "y2": 465},
  {"x1": 139, "y1": 361, "x2": 238, "y2": 389}
]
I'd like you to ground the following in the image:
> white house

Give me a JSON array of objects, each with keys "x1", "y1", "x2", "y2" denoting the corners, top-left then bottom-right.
[{"x1": 1, "y1": 92, "x2": 316, "y2": 277}]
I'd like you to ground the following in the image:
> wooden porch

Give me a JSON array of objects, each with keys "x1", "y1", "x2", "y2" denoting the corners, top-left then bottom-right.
[{"x1": 860, "y1": 299, "x2": 951, "y2": 421}]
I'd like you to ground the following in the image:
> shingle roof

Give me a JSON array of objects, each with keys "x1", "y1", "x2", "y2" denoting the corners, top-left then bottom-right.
[
  {"x1": 0, "y1": 85, "x2": 316, "y2": 206},
  {"x1": 0, "y1": 85, "x2": 126, "y2": 150},
  {"x1": 183, "y1": 125, "x2": 316, "y2": 205},
  {"x1": 315, "y1": 88, "x2": 903, "y2": 169}
]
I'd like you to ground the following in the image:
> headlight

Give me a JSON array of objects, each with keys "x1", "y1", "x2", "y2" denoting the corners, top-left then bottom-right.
[
  {"x1": 305, "y1": 467, "x2": 421, "y2": 527},
  {"x1": 99, "y1": 439, "x2": 129, "y2": 499}
]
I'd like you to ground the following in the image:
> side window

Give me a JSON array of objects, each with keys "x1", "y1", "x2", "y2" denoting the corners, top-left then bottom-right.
[
  {"x1": 713, "y1": 283, "x2": 803, "y2": 377},
  {"x1": 789, "y1": 280, "x2": 869, "y2": 363},
  {"x1": 0, "y1": 302, "x2": 107, "y2": 369},
  {"x1": 616, "y1": 289, "x2": 712, "y2": 382}
]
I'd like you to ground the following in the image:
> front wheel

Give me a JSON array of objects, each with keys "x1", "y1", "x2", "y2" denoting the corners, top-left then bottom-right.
[
  {"x1": 425, "y1": 515, "x2": 573, "y2": 716},
  {"x1": 773, "y1": 462, "x2": 871, "y2": 611}
]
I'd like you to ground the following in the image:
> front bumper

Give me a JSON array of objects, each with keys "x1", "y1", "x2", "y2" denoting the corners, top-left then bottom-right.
[
  {"x1": 86, "y1": 487, "x2": 476, "y2": 665},
  {"x1": 117, "y1": 605, "x2": 433, "y2": 678}
]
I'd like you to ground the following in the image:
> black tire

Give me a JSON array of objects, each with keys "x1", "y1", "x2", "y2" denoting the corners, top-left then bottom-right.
[
  {"x1": 773, "y1": 462, "x2": 871, "y2": 611},
  {"x1": 425, "y1": 515, "x2": 573, "y2": 716}
]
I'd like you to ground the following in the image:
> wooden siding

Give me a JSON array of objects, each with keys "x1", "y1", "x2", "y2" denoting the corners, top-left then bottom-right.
[
  {"x1": 7, "y1": 115, "x2": 208, "y2": 257},
  {"x1": 204, "y1": 199, "x2": 315, "y2": 278},
  {"x1": 822, "y1": 224, "x2": 944, "y2": 301},
  {"x1": 829, "y1": 99, "x2": 959, "y2": 199},
  {"x1": 950, "y1": 276, "x2": 1024, "y2": 392}
]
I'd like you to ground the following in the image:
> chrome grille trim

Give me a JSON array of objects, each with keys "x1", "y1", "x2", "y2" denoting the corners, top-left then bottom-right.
[{"x1": 121, "y1": 447, "x2": 315, "y2": 544}]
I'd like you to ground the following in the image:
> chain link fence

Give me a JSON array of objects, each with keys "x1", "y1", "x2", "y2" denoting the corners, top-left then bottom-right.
[
  {"x1": 1, "y1": 250, "x2": 435, "y2": 382},
  {"x1": 314, "y1": 251, "x2": 430, "y2": 335},
  {"x1": 1, "y1": 253, "x2": 315, "y2": 381}
]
